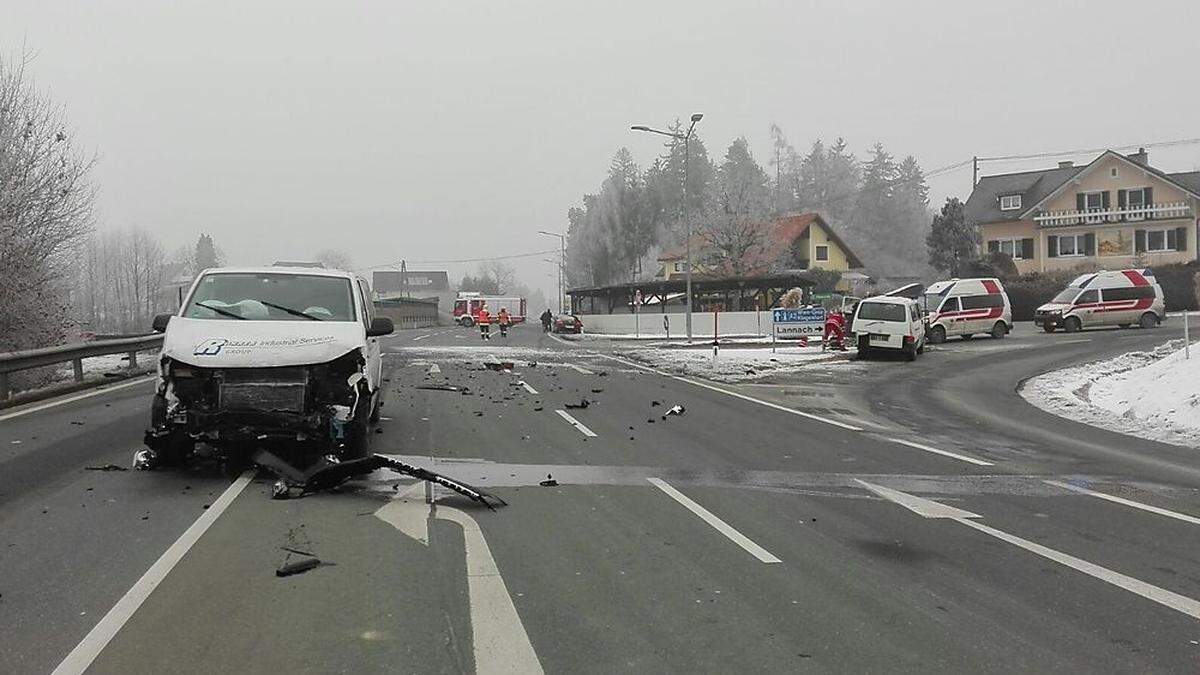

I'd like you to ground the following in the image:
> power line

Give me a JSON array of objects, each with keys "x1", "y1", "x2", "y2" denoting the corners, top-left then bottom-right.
[
  {"x1": 978, "y1": 137, "x2": 1200, "y2": 163},
  {"x1": 354, "y1": 248, "x2": 561, "y2": 272}
]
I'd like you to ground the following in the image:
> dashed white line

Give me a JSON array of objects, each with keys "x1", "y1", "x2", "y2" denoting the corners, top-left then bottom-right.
[
  {"x1": 412, "y1": 332, "x2": 435, "y2": 341},
  {"x1": 886, "y1": 437, "x2": 993, "y2": 466},
  {"x1": 52, "y1": 470, "x2": 256, "y2": 675},
  {"x1": 0, "y1": 375, "x2": 156, "y2": 423},
  {"x1": 1044, "y1": 480, "x2": 1200, "y2": 526},
  {"x1": 566, "y1": 363, "x2": 594, "y2": 375},
  {"x1": 555, "y1": 409, "x2": 597, "y2": 437},
  {"x1": 648, "y1": 478, "x2": 781, "y2": 564},
  {"x1": 519, "y1": 381, "x2": 539, "y2": 395}
]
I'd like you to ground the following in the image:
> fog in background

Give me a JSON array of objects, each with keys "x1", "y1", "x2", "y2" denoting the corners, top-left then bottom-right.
[{"x1": 5, "y1": 0, "x2": 1199, "y2": 298}]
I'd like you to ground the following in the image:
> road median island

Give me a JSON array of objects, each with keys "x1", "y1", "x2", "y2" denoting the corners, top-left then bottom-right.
[
  {"x1": 1020, "y1": 338, "x2": 1200, "y2": 450},
  {"x1": 614, "y1": 341, "x2": 850, "y2": 384}
]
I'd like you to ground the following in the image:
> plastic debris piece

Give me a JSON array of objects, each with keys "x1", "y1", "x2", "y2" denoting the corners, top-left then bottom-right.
[
  {"x1": 564, "y1": 399, "x2": 590, "y2": 410},
  {"x1": 85, "y1": 464, "x2": 128, "y2": 472},
  {"x1": 276, "y1": 557, "x2": 321, "y2": 577},
  {"x1": 132, "y1": 449, "x2": 156, "y2": 471}
]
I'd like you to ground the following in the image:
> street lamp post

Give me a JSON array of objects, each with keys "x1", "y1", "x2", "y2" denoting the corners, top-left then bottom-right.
[
  {"x1": 538, "y1": 230, "x2": 566, "y2": 314},
  {"x1": 631, "y1": 113, "x2": 703, "y2": 342}
]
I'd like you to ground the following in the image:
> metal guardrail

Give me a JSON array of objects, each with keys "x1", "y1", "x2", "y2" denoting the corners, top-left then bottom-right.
[{"x1": 0, "y1": 334, "x2": 163, "y2": 400}]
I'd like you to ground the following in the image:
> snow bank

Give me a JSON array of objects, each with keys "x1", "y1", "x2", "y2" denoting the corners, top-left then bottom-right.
[
  {"x1": 618, "y1": 344, "x2": 850, "y2": 382},
  {"x1": 1021, "y1": 339, "x2": 1200, "y2": 449}
]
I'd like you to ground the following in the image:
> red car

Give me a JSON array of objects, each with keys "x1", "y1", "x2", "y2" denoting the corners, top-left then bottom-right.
[{"x1": 553, "y1": 314, "x2": 583, "y2": 334}]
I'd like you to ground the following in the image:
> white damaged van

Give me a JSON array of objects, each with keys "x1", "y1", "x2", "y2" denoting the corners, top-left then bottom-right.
[
  {"x1": 921, "y1": 277, "x2": 1013, "y2": 343},
  {"x1": 1034, "y1": 268, "x2": 1165, "y2": 333},
  {"x1": 852, "y1": 295, "x2": 926, "y2": 361},
  {"x1": 143, "y1": 267, "x2": 394, "y2": 468}
]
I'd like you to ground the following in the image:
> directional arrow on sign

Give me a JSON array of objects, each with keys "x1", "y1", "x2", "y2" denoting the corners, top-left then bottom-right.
[
  {"x1": 855, "y1": 480, "x2": 1200, "y2": 620},
  {"x1": 376, "y1": 483, "x2": 544, "y2": 674}
]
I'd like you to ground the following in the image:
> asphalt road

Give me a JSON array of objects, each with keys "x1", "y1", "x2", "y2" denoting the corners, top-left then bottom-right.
[{"x1": 2, "y1": 319, "x2": 1199, "y2": 673}]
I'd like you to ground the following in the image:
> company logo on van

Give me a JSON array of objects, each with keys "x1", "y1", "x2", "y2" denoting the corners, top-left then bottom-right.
[
  {"x1": 193, "y1": 338, "x2": 228, "y2": 356},
  {"x1": 192, "y1": 335, "x2": 337, "y2": 356}
]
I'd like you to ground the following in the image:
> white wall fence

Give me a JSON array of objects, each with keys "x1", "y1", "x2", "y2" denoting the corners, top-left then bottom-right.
[{"x1": 579, "y1": 310, "x2": 776, "y2": 337}]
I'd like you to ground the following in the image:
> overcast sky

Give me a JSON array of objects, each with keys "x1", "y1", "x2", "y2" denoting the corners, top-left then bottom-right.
[{"x1": 6, "y1": 0, "x2": 1199, "y2": 297}]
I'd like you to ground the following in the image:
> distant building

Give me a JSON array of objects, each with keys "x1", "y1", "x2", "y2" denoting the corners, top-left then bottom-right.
[
  {"x1": 656, "y1": 212, "x2": 864, "y2": 290},
  {"x1": 372, "y1": 270, "x2": 451, "y2": 297},
  {"x1": 965, "y1": 149, "x2": 1199, "y2": 275}
]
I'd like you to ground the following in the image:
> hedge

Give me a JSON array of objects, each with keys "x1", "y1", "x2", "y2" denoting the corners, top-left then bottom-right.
[{"x1": 1003, "y1": 262, "x2": 1198, "y2": 321}]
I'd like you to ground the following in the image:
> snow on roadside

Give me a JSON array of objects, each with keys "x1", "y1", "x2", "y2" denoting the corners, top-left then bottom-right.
[
  {"x1": 53, "y1": 353, "x2": 139, "y2": 379},
  {"x1": 1021, "y1": 339, "x2": 1200, "y2": 449},
  {"x1": 618, "y1": 344, "x2": 850, "y2": 382}
]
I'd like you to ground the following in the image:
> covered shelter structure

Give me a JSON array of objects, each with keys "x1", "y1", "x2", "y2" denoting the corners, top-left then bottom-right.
[{"x1": 567, "y1": 273, "x2": 816, "y2": 316}]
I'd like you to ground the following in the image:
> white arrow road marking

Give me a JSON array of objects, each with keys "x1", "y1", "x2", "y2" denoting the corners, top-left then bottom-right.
[
  {"x1": 566, "y1": 363, "x2": 594, "y2": 375},
  {"x1": 555, "y1": 409, "x2": 597, "y2": 437},
  {"x1": 375, "y1": 485, "x2": 543, "y2": 674},
  {"x1": 52, "y1": 471, "x2": 256, "y2": 675},
  {"x1": 1044, "y1": 480, "x2": 1200, "y2": 526},
  {"x1": 885, "y1": 437, "x2": 993, "y2": 467},
  {"x1": 648, "y1": 478, "x2": 782, "y2": 564},
  {"x1": 857, "y1": 480, "x2": 1200, "y2": 621},
  {"x1": 427, "y1": 363, "x2": 442, "y2": 375}
]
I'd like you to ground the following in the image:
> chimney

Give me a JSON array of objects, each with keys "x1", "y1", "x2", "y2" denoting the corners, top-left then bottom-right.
[
  {"x1": 1058, "y1": 160, "x2": 1074, "y2": 169},
  {"x1": 1128, "y1": 147, "x2": 1149, "y2": 166}
]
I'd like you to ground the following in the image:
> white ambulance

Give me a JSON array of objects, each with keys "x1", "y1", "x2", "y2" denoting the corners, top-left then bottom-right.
[
  {"x1": 920, "y1": 278, "x2": 1013, "y2": 343},
  {"x1": 1035, "y1": 269, "x2": 1165, "y2": 333}
]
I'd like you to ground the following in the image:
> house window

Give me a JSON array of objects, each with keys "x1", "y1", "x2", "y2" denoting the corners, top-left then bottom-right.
[
  {"x1": 815, "y1": 245, "x2": 829, "y2": 262},
  {"x1": 673, "y1": 262, "x2": 684, "y2": 272},
  {"x1": 1146, "y1": 229, "x2": 1177, "y2": 252},
  {"x1": 988, "y1": 237, "x2": 1030, "y2": 260},
  {"x1": 1125, "y1": 188, "x2": 1147, "y2": 220},
  {"x1": 1058, "y1": 233, "x2": 1086, "y2": 257},
  {"x1": 1110, "y1": 167, "x2": 1118, "y2": 178},
  {"x1": 999, "y1": 194, "x2": 1022, "y2": 210},
  {"x1": 1082, "y1": 192, "x2": 1105, "y2": 223}
]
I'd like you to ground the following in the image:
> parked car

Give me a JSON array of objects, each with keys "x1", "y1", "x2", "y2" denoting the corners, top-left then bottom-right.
[
  {"x1": 921, "y1": 277, "x2": 1013, "y2": 343},
  {"x1": 851, "y1": 295, "x2": 926, "y2": 361},
  {"x1": 1035, "y1": 268, "x2": 1165, "y2": 333},
  {"x1": 552, "y1": 314, "x2": 583, "y2": 334},
  {"x1": 143, "y1": 267, "x2": 393, "y2": 469}
]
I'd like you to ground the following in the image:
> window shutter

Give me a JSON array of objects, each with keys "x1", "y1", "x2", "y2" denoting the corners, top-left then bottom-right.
[
  {"x1": 1101, "y1": 191, "x2": 1111, "y2": 210},
  {"x1": 1047, "y1": 235, "x2": 1059, "y2": 257},
  {"x1": 1076, "y1": 193, "x2": 1086, "y2": 211},
  {"x1": 1178, "y1": 226, "x2": 1189, "y2": 252},
  {"x1": 1117, "y1": 189, "x2": 1127, "y2": 209},
  {"x1": 1167, "y1": 228, "x2": 1178, "y2": 250},
  {"x1": 987, "y1": 240, "x2": 1000, "y2": 254},
  {"x1": 1135, "y1": 229, "x2": 1146, "y2": 253},
  {"x1": 1144, "y1": 186, "x2": 1153, "y2": 207},
  {"x1": 1021, "y1": 238, "x2": 1035, "y2": 259},
  {"x1": 1084, "y1": 232, "x2": 1096, "y2": 256}
]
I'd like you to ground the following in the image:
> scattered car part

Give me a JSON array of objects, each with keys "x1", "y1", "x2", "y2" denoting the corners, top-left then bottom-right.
[
  {"x1": 662, "y1": 404, "x2": 686, "y2": 419},
  {"x1": 85, "y1": 464, "x2": 128, "y2": 472},
  {"x1": 276, "y1": 556, "x2": 321, "y2": 577},
  {"x1": 564, "y1": 399, "x2": 590, "y2": 410}
]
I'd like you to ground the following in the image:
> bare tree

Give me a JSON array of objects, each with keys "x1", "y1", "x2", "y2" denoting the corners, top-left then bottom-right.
[
  {"x1": 315, "y1": 248, "x2": 353, "y2": 271},
  {"x1": 0, "y1": 55, "x2": 96, "y2": 351},
  {"x1": 479, "y1": 260, "x2": 517, "y2": 294}
]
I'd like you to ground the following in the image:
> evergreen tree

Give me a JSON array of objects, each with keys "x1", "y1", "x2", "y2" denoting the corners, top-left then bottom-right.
[
  {"x1": 701, "y1": 138, "x2": 771, "y2": 275},
  {"x1": 194, "y1": 234, "x2": 219, "y2": 273},
  {"x1": 927, "y1": 197, "x2": 978, "y2": 277}
]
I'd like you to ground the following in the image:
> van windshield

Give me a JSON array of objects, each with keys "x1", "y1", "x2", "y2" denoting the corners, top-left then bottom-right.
[
  {"x1": 184, "y1": 273, "x2": 357, "y2": 322},
  {"x1": 857, "y1": 301, "x2": 907, "y2": 322},
  {"x1": 1050, "y1": 288, "x2": 1079, "y2": 304},
  {"x1": 921, "y1": 292, "x2": 946, "y2": 309}
]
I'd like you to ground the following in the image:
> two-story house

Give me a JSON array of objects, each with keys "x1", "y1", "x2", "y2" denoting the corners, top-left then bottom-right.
[
  {"x1": 656, "y1": 212, "x2": 864, "y2": 281},
  {"x1": 965, "y1": 149, "x2": 1199, "y2": 275}
]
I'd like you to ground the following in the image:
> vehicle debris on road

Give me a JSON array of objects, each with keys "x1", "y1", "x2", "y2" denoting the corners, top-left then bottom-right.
[
  {"x1": 416, "y1": 384, "x2": 461, "y2": 392},
  {"x1": 662, "y1": 404, "x2": 686, "y2": 419},
  {"x1": 85, "y1": 464, "x2": 129, "y2": 472},
  {"x1": 276, "y1": 556, "x2": 322, "y2": 577},
  {"x1": 564, "y1": 399, "x2": 590, "y2": 409},
  {"x1": 539, "y1": 474, "x2": 558, "y2": 487}
]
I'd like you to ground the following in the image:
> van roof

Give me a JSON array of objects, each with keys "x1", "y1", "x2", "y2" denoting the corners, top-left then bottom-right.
[
  {"x1": 199, "y1": 266, "x2": 360, "y2": 280},
  {"x1": 859, "y1": 294, "x2": 914, "y2": 305},
  {"x1": 1071, "y1": 268, "x2": 1156, "y2": 288}
]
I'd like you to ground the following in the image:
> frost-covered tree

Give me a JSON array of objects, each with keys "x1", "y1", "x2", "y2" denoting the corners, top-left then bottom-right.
[
  {"x1": 927, "y1": 197, "x2": 977, "y2": 277},
  {"x1": 700, "y1": 138, "x2": 771, "y2": 276}
]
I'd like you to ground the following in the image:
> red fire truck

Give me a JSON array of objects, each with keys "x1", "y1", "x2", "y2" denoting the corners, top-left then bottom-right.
[{"x1": 453, "y1": 292, "x2": 526, "y2": 327}]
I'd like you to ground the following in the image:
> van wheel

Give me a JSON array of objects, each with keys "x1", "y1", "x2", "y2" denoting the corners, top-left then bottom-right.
[
  {"x1": 905, "y1": 344, "x2": 917, "y2": 361},
  {"x1": 1139, "y1": 312, "x2": 1159, "y2": 329},
  {"x1": 990, "y1": 321, "x2": 1007, "y2": 339},
  {"x1": 1043, "y1": 324, "x2": 1056, "y2": 333},
  {"x1": 1064, "y1": 316, "x2": 1082, "y2": 333},
  {"x1": 928, "y1": 325, "x2": 946, "y2": 344},
  {"x1": 916, "y1": 340, "x2": 925, "y2": 355},
  {"x1": 460, "y1": 316, "x2": 475, "y2": 328}
]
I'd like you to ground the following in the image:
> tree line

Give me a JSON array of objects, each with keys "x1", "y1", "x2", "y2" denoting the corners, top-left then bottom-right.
[{"x1": 564, "y1": 122, "x2": 936, "y2": 289}]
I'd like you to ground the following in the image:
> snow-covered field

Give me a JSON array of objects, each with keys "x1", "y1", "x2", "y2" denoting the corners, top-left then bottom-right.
[
  {"x1": 618, "y1": 344, "x2": 851, "y2": 382},
  {"x1": 1021, "y1": 339, "x2": 1200, "y2": 449}
]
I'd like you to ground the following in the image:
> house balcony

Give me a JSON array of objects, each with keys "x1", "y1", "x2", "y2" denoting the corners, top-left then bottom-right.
[{"x1": 1033, "y1": 201, "x2": 1193, "y2": 228}]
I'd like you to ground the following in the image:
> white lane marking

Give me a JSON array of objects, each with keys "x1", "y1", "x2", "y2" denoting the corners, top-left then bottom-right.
[
  {"x1": 519, "y1": 381, "x2": 539, "y2": 395},
  {"x1": 52, "y1": 471, "x2": 256, "y2": 675},
  {"x1": 885, "y1": 437, "x2": 994, "y2": 466},
  {"x1": 1044, "y1": 480, "x2": 1200, "y2": 526},
  {"x1": 648, "y1": 478, "x2": 781, "y2": 564},
  {"x1": 376, "y1": 486, "x2": 543, "y2": 674},
  {"x1": 546, "y1": 333, "x2": 573, "y2": 347},
  {"x1": 555, "y1": 409, "x2": 597, "y2": 437},
  {"x1": 598, "y1": 354, "x2": 862, "y2": 432},
  {"x1": 427, "y1": 363, "x2": 442, "y2": 375},
  {"x1": 566, "y1": 363, "x2": 593, "y2": 375},
  {"x1": 0, "y1": 375, "x2": 156, "y2": 423},
  {"x1": 858, "y1": 480, "x2": 1200, "y2": 621}
]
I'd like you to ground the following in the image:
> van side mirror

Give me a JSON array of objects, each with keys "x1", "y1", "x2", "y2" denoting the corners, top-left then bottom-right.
[
  {"x1": 367, "y1": 317, "x2": 394, "y2": 337},
  {"x1": 152, "y1": 313, "x2": 173, "y2": 333}
]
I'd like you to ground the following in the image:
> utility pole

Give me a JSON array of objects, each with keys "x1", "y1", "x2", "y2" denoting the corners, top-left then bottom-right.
[
  {"x1": 400, "y1": 259, "x2": 408, "y2": 298},
  {"x1": 631, "y1": 112, "x2": 704, "y2": 342},
  {"x1": 538, "y1": 231, "x2": 567, "y2": 313},
  {"x1": 972, "y1": 155, "x2": 979, "y2": 188}
]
